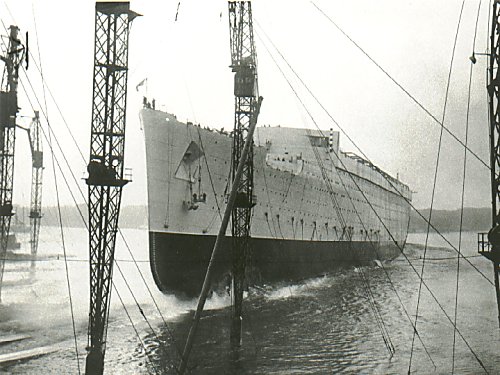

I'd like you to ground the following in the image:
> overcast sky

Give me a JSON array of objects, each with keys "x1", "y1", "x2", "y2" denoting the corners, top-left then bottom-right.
[{"x1": 2, "y1": 0, "x2": 493, "y2": 211}]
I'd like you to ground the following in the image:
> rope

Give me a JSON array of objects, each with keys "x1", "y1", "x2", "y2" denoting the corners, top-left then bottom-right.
[
  {"x1": 255, "y1": 130, "x2": 280, "y2": 237},
  {"x1": 254, "y1": 18, "x2": 494, "y2": 289},
  {"x1": 117, "y1": 230, "x2": 183, "y2": 357},
  {"x1": 113, "y1": 258, "x2": 177, "y2": 360},
  {"x1": 254, "y1": 24, "x2": 490, "y2": 371},
  {"x1": 264, "y1": 213, "x2": 277, "y2": 239},
  {"x1": 4, "y1": 3, "x2": 86, "y2": 164},
  {"x1": 0, "y1": 23, "x2": 180, "y2": 368},
  {"x1": 305, "y1": 128, "x2": 347, "y2": 231},
  {"x1": 310, "y1": 1, "x2": 491, "y2": 172},
  {"x1": 17, "y1": 74, "x2": 86, "y2": 374},
  {"x1": 0, "y1": 14, "x2": 82, "y2": 372},
  {"x1": 357, "y1": 267, "x2": 395, "y2": 356},
  {"x1": 183, "y1": 76, "x2": 225, "y2": 227},
  {"x1": 410, "y1": 2, "x2": 466, "y2": 372},
  {"x1": 112, "y1": 282, "x2": 159, "y2": 375},
  {"x1": 453, "y1": 2, "x2": 483, "y2": 372},
  {"x1": 194, "y1": 126, "x2": 223, "y2": 221},
  {"x1": 281, "y1": 173, "x2": 294, "y2": 204},
  {"x1": 19, "y1": 70, "x2": 182, "y2": 359},
  {"x1": 256, "y1": 29, "x2": 404, "y2": 361},
  {"x1": 452, "y1": 62, "x2": 470, "y2": 375},
  {"x1": 180, "y1": 80, "x2": 224, "y2": 227},
  {"x1": 276, "y1": 215, "x2": 285, "y2": 239},
  {"x1": 47, "y1": 81, "x2": 82, "y2": 375}
]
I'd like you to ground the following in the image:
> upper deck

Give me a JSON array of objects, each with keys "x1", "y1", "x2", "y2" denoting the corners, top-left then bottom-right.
[
  {"x1": 142, "y1": 108, "x2": 412, "y2": 203},
  {"x1": 254, "y1": 125, "x2": 411, "y2": 201}
]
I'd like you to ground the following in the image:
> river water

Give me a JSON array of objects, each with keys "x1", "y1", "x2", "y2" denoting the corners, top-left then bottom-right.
[{"x1": 0, "y1": 227, "x2": 499, "y2": 374}]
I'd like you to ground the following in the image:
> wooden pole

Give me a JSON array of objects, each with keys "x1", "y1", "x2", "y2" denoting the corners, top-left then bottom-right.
[{"x1": 178, "y1": 97, "x2": 262, "y2": 374}]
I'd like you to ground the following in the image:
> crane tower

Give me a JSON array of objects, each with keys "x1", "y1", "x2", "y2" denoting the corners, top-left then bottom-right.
[
  {"x1": 480, "y1": 1, "x2": 500, "y2": 327},
  {"x1": 0, "y1": 25, "x2": 26, "y2": 301},
  {"x1": 228, "y1": 1, "x2": 262, "y2": 346},
  {"x1": 28, "y1": 111, "x2": 43, "y2": 267},
  {"x1": 84, "y1": 2, "x2": 139, "y2": 374}
]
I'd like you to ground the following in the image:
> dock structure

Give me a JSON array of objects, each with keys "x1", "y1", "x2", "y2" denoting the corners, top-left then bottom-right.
[
  {"x1": 84, "y1": 2, "x2": 139, "y2": 374},
  {"x1": 0, "y1": 25, "x2": 26, "y2": 302}
]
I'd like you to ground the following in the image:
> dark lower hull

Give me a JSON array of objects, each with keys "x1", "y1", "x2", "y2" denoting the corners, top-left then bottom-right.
[{"x1": 149, "y1": 231, "x2": 402, "y2": 297}]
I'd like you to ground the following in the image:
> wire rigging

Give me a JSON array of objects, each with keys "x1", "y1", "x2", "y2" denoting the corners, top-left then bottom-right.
[
  {"x1": 409, "y1": 1, "x2": 466, "y2": 372},
  {"x1": 0, "y1": 15, "x2": 82, "y2": 372},
  {"x1": 255, "y1": 25, "x2": 438, "y2": 365},
  {"x1": 452, "y1": 55, "x2": 472, "y2": 375},
  {"x1": 357, "y1": 267, "x2": 395, "y2": 356},
  {"x1": 305, "y1": 127, "x2": 347, "y2": 234},
  {"x1": 310, "y1": 1, "x2": 491, "y2": 173},
  {"x1": 255, "y1": 128, "x2": 280, "y2": 239},
  {"x1": 17, "y1": 65, "x2": 180, "y2": 363},
  {"x1": 18, "y1": 68, "x2": 183, "y2": 358},
  {"x1": 111, "y1": 282, "x2": 159, "y2": 375},
  {"x1": 113, "y1": 257, "x2": 175, "y2": 361},
  {"x1": 4, "y1": 3, "x2": 86, "y2": 164},
  {"x1": 256, "y1": 29, "x2": 403, "y2": 360},
  {"x1": 254, "y1": 17, "x2": 494, "y2": 289},
  {"x1": 0, "y1": 16, "x2": 181, "y2": 369},
  {"x1": 3, "y1": 2, "x2": 496, "y2": 372},
  {"x1": 453, "y1": 2, "x2": 484, "y2": 373},
  {"x1": 255, "y1": 20, "x2": 489, "y2": 373},
  {"x1": 6, "y1": 24, "x2": 183, "y2": 362},
  {"x1": 48, "y1": 130, "x2": 82, "y2": 373}
]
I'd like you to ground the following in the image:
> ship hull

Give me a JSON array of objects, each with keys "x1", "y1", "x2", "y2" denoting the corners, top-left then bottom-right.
[
  {"x1": 141, "y1": 108, "x2": 411, "y2": 297},
  {"x1": 149, "y1": 231, "x2": 400, "y2": 297}
]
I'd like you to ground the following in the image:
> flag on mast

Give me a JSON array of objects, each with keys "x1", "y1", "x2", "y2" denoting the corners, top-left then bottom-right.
[{"x1": 136, "y1": 78, "x2": 147, "y2": 92}]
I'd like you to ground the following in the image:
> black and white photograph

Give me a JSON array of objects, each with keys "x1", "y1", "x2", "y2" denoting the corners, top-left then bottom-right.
[{"x1": 0, "y1": 0, "x2": 499, "y2": 373}]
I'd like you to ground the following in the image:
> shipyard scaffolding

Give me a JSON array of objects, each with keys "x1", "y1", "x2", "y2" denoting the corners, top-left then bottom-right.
[
  {"x1": 0, "y1": 25, "x2": 26, "y2": 301},
  {"x1": 85, "y1": 2, "x2": 138, "y2": 374},
  {"x1": 479, "y1": 1, "x2": 500, "y2": 328}
]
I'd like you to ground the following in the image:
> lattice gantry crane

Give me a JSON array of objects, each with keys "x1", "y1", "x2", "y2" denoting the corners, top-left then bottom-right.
[
  {"x1": 0, "y1": 25, "x2": 26, "y2": 302},
  {"x1": 228, "y1": 1, "x2": 262, "y2": 346},
  {"x1": 84, "y1": 2, "x2": 139, "y2": 374},
  {"x1": 479, "y1": 1, "x2": 500, "y2": 328},
  {"x1": 473, "y1": 1, "x2": 500, "y2": 325},
  {"x1": 28, "y1": 112, "x2": 43, "y2": 266},
  {"x1": 16, "y1": 112, "x2": 43, "y2": 267}
]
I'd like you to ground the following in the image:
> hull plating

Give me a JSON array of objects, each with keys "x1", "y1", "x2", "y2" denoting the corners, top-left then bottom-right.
[{"x1": 149, "y1": 231, "x2": 401, "y2": 296}]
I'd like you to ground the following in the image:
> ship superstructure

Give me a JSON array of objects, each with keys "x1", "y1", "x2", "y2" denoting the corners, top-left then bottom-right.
[{"x1": 141, "y1": 107, "x2": 411, "y2": 296}]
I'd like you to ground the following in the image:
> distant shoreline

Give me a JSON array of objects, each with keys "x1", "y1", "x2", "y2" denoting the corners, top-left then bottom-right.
[
  {"x1": 11, "y1": 205, "x2": 148, "y2": 230},
  {"x1": 409, "y1": 207, "x2": 491, "y2": 233}
]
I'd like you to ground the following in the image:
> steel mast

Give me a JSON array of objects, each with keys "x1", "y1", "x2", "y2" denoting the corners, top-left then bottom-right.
[
  {"x1": 85, "y1": 2, "x2": 138, "y2": 374},
  {"x1": 228, "y1": 1, "x2": 261, "y2": 346},
  {"x1": 481, "y1": 1, "x2": 500, "y2": 328},
  {"x1": 0, "y1": 25, "x2": 26, "y2": 302},
  {"x1": 27, "y1": 111, "x2": 43, "y2": 268}
]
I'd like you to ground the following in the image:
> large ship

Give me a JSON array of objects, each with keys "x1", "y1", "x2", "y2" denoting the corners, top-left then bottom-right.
[{"x1": 141, "y1": 107, "x2": 412, "y2": 296}]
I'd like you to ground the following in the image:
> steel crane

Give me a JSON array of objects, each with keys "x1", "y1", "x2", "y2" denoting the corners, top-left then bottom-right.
[
  {"x1": 228, "y1": 1, "x2": 262, "y2": 346},
  {"x1": 480, "y1": 0, "x2": 500, "y2": 327},
  {"x1": 0, "y1": 25, "x2": 26, "y2": 301},
  {"x1": 16, "y1": 112, "x2": 43, "y2": 268},
  {"x1": 84, "y1": 2, "x2": 139, "y2": 374}
]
